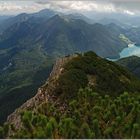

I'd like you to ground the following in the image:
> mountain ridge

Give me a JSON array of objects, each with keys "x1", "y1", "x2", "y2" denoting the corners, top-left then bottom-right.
[
  {"x1": 3, "y1": 52, "x2": 140, "y2": 138},
  {"x1": 7, "y1": 54, "x2": 76, "y2": 133}
]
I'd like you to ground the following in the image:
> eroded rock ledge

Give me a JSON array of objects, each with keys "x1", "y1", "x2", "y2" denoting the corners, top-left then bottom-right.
[{"x1": 7, "y1": 54, "x2": 77, "y2": 133}]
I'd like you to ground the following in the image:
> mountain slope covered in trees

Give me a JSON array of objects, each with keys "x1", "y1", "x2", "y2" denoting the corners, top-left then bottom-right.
[
  {"x1": 117, "y1": 56, "x2": 140, "y2": 79},
  {"x1": 1, "y1": 52, "x2": 140, "y2": 138}
]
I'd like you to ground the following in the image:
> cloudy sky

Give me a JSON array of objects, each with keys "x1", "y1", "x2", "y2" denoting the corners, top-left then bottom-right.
[{"x1": 0, "y1": 0, "x2": 140, "y2": 16}]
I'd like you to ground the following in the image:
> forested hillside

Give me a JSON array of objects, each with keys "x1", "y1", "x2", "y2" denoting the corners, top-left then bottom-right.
[
  {"x1": 0, "y1": 52, "x2": 140, "y2": 138},
  {"x1": 5, "y1": 89, "x2": 140, "y2": 139},
  {"x1": 117, "y1": 56, "x2": 140, "y2": 79}
]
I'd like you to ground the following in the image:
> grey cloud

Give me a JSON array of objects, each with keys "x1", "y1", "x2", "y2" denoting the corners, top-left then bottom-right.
[
  {"x1": 36, "y1": 0, "x2": 140, "y2": 15},
  {"x1": 0, "y1": 0, "x2": 140, "y2": 16},
  {"x1": 110, "y1": 1, "x2": 140, "y2": 11}
]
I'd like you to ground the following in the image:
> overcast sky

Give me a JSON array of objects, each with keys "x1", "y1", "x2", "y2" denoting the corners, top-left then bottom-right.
[{"x1": 0, "y1": 0, "x2": 140, "y2": 16}]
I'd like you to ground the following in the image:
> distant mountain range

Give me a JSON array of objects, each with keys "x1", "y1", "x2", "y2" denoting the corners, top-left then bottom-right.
[
  {"x1": 0, "y1": 16, "x2": 12, "y2": 22},
  {"x1": 0, "y1": 9, "x2": 59, "y2": 34},
  {"x1": 0, "y1": 11, "x2": 127, "y2": 57},
  {"x1": 88, "y1": 12, "x2": 140, "y2": 28}
]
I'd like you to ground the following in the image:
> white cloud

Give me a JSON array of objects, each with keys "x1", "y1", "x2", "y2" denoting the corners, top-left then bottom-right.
[
  {"x1": 0, "y1": 0, "x2": 138, "y2": 16},
  {"x1": 37, "y1": 1, "x2": 136, "y2": 16},
  {"x1": 0, "y1": 2, "x2": 22, "y2": 11},
  {"x1": 0, "y1": 1, "x2": 50, "y2": 15},
  {"x1": 124, "y1": 10, "x2": 135, "y2": 16},
  {"x1": 39, "y1": 1, "x2": 117, "y2": 13}
]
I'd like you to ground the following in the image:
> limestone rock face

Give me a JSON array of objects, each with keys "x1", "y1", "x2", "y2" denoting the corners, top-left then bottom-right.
[{"x1": 7, "y1": 54, "x2": 77, "y2": 134}]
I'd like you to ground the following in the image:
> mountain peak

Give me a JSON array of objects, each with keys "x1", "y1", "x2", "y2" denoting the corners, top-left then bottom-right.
[
  {"x1": 38, "y1": 9, "x2": 57, "y2": 15},
  {"x1": 33, "y1": 8, "x2": 59, "y2": 18}
]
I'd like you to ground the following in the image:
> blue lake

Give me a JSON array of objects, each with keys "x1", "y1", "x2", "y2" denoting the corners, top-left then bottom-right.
[{"x1": 120, "y1": 44, "x2": 140, "y2": 58}]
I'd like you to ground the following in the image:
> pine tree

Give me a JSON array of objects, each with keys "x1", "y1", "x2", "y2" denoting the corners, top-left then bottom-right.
[
  {"x1": 80, "y1": 122, "x2": 95, "y2": 138},
  {"x1": 92, "y1": 119, "x2": 101, "y2": 138}
]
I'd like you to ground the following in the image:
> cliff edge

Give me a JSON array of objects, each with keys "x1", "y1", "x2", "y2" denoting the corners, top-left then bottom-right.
[{"x1": 7, "y1": 54, "x2": 77, "y2": 133}]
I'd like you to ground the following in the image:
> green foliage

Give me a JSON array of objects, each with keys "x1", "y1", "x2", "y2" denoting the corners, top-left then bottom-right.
[
  {"x1": 60, "y1": 51, "x2": 140, "y2": 96},
  {"x1": 57, "y1": 69, "x2": 88, "y2": 98},
  {"x1": 0, "y1": 54, "x2": 53, "y2": 124},
  {"x1": 0, "y1": 127, "x2": 4, "y2": 138},
  {"x1": 59, "y1": 118, "x2": 77, "y2": 138},
  {"x1": 22, "y1": 111, "x2": 33, "y2": 130},
  {"x1": 1, "y1": 87, "x2": 139, "y2": 139},
  {"x1": 1, "y1": 50, "x2": 140, "y2": 125},
  {"x1": 1, "y1": 51, "x2": 140, "y2": 138},
  {"x1": 117, "y1": 56, "x2": 140, "y2": 79},
  {"x1": 0, "y1": 123, "x2": 9, "y2": 138},
  {"x1": 80, "y1": 122, "x2": 95, "y2": 138}
]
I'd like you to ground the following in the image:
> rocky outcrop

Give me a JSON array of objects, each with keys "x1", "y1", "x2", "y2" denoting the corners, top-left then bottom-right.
[{"x1": 7, "y1": 54, "x2": 77, "y2": 134}]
